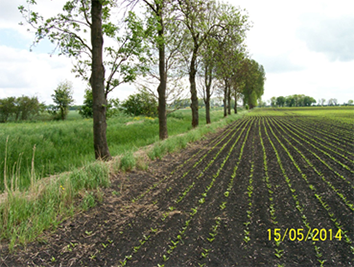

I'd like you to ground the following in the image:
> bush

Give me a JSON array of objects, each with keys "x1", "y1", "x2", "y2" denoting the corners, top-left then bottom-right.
[{"x1": 121, "y1": 90, "x2": 157, "y2": 117}]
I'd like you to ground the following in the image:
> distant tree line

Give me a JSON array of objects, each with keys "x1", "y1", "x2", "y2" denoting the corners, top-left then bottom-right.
[
  {"x1": 79, "y1": 88, "x2": 158, "y2": 118},
  {"x1": 269, "y1": 94, "x2": 316, "y2": 107},
  {"x1": 0, "y1": 96, "x2": 45, "y2": 122}
]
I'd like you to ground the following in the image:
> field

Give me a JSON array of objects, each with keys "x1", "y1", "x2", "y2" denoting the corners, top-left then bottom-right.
[{"x1": 2, "y1": 107, "x2": 354, "y2": 266}]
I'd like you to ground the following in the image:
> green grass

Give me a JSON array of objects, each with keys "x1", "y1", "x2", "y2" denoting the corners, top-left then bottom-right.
[
  {"x1": 0, "y1": 108, "x2": 235, "y2": 192},
  {"x1": 247, "y1": 106, "x2": 354, "y2": 121},
  {"x1": 0, "y1": 160, "x2": 110, "y2": 250}
]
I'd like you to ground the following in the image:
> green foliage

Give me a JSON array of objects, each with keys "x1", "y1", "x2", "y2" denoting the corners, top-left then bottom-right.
[
  {"x1": 241, "y1": 59, "x2": 265, "y2": 109},
  {"x1": 49, "y1": 81, "x2": 74, "y2": 120},
  {"x1": 79, "y1": 89, "x2": 121, "y2": 119},
  {"x1": 0, "y1": 96, "x2": 45, "y2": 122},
  {"x1": 79, "y1": 89, "x2": 93, "y2": 118},
  {"x1": 271, "y1": 94, "x2": 316, "y2": 107},
  {"x1": 276, "y1": 96, "x2": 286, "y2": 107},
  {"x1": 18, "y1": 1, "x2": 150, "y2": 98},
  {"x1": 121, "y1": 90, "x2": 157, "y2": 117},
  {"x1": 120, "y1": 152, "x2": 136, "y2": 172}
]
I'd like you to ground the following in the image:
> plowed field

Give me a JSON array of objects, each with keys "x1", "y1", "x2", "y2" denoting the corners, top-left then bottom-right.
[{"x1": 2, "y1": 111, "x2": 354, "y2": 266}]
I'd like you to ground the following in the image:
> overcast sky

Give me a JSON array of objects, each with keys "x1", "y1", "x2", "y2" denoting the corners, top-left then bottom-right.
[{"x1": 0, "y1": 0, "x2": 353, "y2": 105}]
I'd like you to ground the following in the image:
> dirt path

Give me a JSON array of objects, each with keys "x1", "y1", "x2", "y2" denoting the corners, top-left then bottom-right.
[{"x1": 1, "y1": 117, "x2": 353, "y2": 266}]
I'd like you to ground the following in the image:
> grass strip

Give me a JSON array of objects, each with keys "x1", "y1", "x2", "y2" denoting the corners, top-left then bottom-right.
[{"x1": 0, "y1": 161, "x2": 110, "y2": 250}]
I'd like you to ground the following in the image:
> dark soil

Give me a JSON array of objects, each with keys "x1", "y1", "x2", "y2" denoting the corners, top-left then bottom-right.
[{"x1": 1, "y1": 117, "x2": 353, "y2": 267}]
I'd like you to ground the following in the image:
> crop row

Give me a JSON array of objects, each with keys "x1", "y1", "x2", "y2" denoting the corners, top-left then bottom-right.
[
  {"x1": 130, "y1": 119, "x2": 244, "y2": 203},
  {"x1": 264, "y1": 118, "x2": 354, "y2": 261},
  {"x1": 277, "y1": 119, "x2": 354, "y2": 173},
  {"x1": 270, "y1": 118, "x2": 354, "y2": 203},
  {"x1": 196, "y1": 119, "x2": 253, "y2": 266},
  {"x1": 117, "y1": 119, "x2": 255, "y2": 266},
  {"x1": 262, "y1": 119, "x2": 327, "y2": 265}
]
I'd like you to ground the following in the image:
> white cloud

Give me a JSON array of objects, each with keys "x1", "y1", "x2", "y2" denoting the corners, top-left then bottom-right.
[{"x1": 0, "y1": 45, "x2": 86, "y2": 104}]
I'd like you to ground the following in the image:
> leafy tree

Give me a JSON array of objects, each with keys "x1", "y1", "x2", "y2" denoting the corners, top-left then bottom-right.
[
  {"x1": 139, "y1": 0, "x2": 175, "y2": 140},
  {"x1": 121, "y1": 90, "x2": 157, "y2": 117},
  {"x1": 177, "y1": 0, "x2": 223, "y2": 128},
  {"x1": 285, "y1": 96, "x2": 295, "y2": 107},
  {"x1": 348, "y1": 100, "x2": 353, "y2": 105},
  {"x1": 79, "y1": 88, "x2": 94, "y2": 118},
  {"x1": 19, "y1": 0, "x2": 150, "y2": 160},
  {"x1": 276, "y1": 96, "x2": 285, "y2": 107},
  {"x1": 50, "y1": 81, "x2": 74, "y2": 120},
  {"x1": 303, "y1": 96, "x2": 316, "y2": 106},
  {"x1": 270, "y1": 97, "x2": 277, "y2": 107},
  {"x1": 241, "y1": 59, "x2": 265, "y2": 109},
  {"x1": 79, "y1": 88, "x2": 121, "y2": 119},
  {"x1": 0, "y1": 96, "x2": 44, "y2": 122}
]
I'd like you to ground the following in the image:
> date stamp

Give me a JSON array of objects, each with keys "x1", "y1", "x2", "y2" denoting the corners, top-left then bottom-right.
[{"x1": 267, "y1": 228, "x2": 342, "y2": 242}]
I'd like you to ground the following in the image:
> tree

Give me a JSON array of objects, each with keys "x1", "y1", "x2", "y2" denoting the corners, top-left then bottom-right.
[
  {"x1": 79, "y1": 88, "x2": 94, "y2": 118},
  {"x1": 303, "y1": 96, "x2": 316, "y2": 106},
  {"x1": 0, "y1": 96, "x2": 44, "y2": 122},
  {"x1": 136, "y1": 0, "x2": 187, "y2": 138},
  {"x1": 19, "y1": 0, "x2": 149, "y2": 160},
  {"x1": 276, "y1": 96, "x2": 285, "y2": 107},
  {"x1": 241, "y1": 59, "x2": 265, "y2": 109},
  {"x1": 318, "y1": 98, "x2": 326, "y2": 106},
  {"x1": 0, "y1": 97, "x2": 16, "y2": 122},
  {"x1": 348, "y1": 100, "x2": 353, "y2": 105},
  {"x1": 196, "y1": 2, "x2": 248, "y2": 120},
  {"x1": 177, "y1": 0, "x2": 223, "y2": 128},
  {"x1": 286, "y1": 96, "x2": 296, "y2": 107},
  {"x1": 50, "y1": 81, "x2": 74, "y2": 120},
  {"x1": 327, "y1": 98, "x2": 338, "y2": 106},
  {"x1": 270, "y1": 97, "x2": 277, "y2": 107},
  {"x1": 121, "y1": 90, "x2": 157, "y2": 117}
]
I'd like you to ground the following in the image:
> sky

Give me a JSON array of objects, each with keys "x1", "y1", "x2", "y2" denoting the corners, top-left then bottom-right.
[{"x1": 0, "y1": 0, "x2": 353, "y2": 105}]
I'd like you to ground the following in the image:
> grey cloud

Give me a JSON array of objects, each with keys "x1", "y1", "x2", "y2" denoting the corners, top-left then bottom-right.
[{"x1": 297, "y1": 15, "x2": 354, "y2": 62}]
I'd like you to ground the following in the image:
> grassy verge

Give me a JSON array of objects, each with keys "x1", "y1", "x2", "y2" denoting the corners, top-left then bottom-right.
[
  {"x1": 0, "y1": 109, "x2": 246, "y2": 250},
  {"x1": 0, "y1": 108, "x2": 236, "y2": 192},
  {"x1": 0, "y1": 160, "x2": 110, "y2": 251}
]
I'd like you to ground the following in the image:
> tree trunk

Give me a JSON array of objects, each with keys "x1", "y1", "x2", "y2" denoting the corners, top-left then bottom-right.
[
  {"x1": 227, "y1": 83, "x2": 231, "y2": 115},
  {"x1": 205, "y1": 64, "x2": 212, "y2": 124},
  {"x1": 205, "y1": 99, "x2": 211, "y2": 124},
  {"x1": 190, "y1": 49, "x2": 198, "y2": 128},
  {"x1": 157, "y1": 4, "x2": 168, "y2": 140},
  {"x1": 223, "y1": 80, "x2": 227, "y2": 117},
  {"x1": 91, "y1": 0, "x2": 111, "y2": 160},
  {"x1": 234, "y1": 92, "x2": 238, "y2": 114}
]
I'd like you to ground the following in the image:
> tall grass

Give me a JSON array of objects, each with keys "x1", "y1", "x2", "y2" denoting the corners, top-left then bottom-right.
[
  {"x1": 0, "y1": 160, "x2": 110, "y2": 250},
  {"x1": 0, "y1": 108, "x2": 230, "y2": 192}
]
